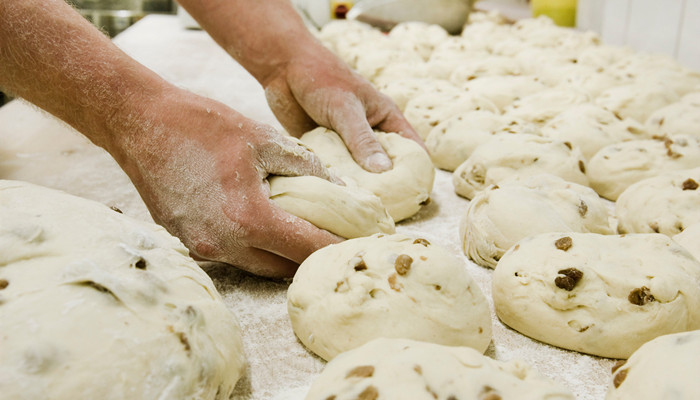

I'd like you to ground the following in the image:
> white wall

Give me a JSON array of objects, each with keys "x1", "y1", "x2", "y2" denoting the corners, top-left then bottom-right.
[{"x1": 577, "y1": 0, "x2": 700, "y2": 71}]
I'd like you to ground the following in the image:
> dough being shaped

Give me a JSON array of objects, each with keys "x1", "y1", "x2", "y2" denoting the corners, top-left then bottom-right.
[
  {"x1": 269, "y1": 176, "x2": 395, "y2": 239},
  {"x1": 674, "y1": 223, "x2": 700, "y2": 262},
  {"x1": 493, "y1": 232, "x2": 700, "y2": 359},
  {"x1": 541, "y1": 104, "x2": 649, "y2": 160},
  {"x1": 645, "y1": 96, "x2": 700, "y2": 137},
  {"x1": 461, "y1": 174, "x2": 614, "y2": 269},
  {"x1": 503, "y1": 87, "x2": 590, "y2": 125},
  {"x1": 287, "y1": 234, "x2": 492, "y2": 361},
  {"x1": 596, "y1": 83, "x2": 679, "y2": 123},
  {"x1": 305, "y1": 338, "x2": 575, "y2": 400},
  {"x1": 607, "y1": 330, "x2": 700, "y2": 400},
  {"x1": 452, "y1": 134, "x2": 588, "y2": 200},
  {"x1": 404, "y1": 90, "x2": 499, "y2": 139},
  {"x1": 0, "y1": 180, "x2": 245, "y2": 400},
  {"x1": 299, "y1": 128, "x2": 435, "y2": 222},
  {"x1": 459, "y1": 75, "x2": 546, "y2": 111},
  {"x1": 587, "y1": 135, "x2": 700, "y2": 200},
  {"x1": 426, "y1": 110, "x2": 537, "y2": 171},
  {"x1": 616, "y1": 168, "x2": 700, "y2": 236}
]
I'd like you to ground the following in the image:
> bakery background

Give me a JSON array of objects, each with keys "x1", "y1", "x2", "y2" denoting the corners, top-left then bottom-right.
[{"x1": 2, "y1": 0, "x2": 700, "y2": 399}]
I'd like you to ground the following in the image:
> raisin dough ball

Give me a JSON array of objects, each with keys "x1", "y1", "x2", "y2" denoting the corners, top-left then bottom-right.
[
  {"x1": 674, "y1": 223, "x2": 700, "y2": 262},
  {"x1": 540, "y1": 104, "x2": 649, "y2": 160},
  {"x1": 299, "y1": 128, "x2": 435, "y2": 222},
  {"x1": 287, "y1": 234, "x2": 492, "y2": 361},
  {"x1": 459, "y1": 75, "x2": 546, "y2": 111},
  {"x1": 616, "y1": 168, "x2": 700, "y2": 236},
  {"x1": 305, "y1": 338, "x2": 575, "y2": 400},
  {"x1": 461, "y1": 174, "x2": 614, "y2": 269},
  {"x1": 0, "y1": 180, "x2": 245, "y2": 400},
  {"x1": 607, "y1": 330, "x2": 700, "y2": 400},
  {"x1": 588, "y1": 135, "x2": 700, "y2": 200},
  {"x1": 493, "y1": 232, "x2": 700, "y2": 359},
  {"x1": 452, "y1": 134, "x2": 589, "y2": 200},
  {"x1": 375, "y1": 77, "x2": 455, "y2": 112},
  {"x1": 645, "y1": 93, "x2": 700, "y2": 137},
  {"x1": 503, "y1": 88, "x2": 590, "y2": 125},
  {"x1": 269, "y1": 176, "x2": 395, "y2": 238},
  {"x1": 596, "y1": 83, "x2": 679, "y2": 123},
  {"x1": 387, "y1": 21, "x2": 449, "y2": 61}
]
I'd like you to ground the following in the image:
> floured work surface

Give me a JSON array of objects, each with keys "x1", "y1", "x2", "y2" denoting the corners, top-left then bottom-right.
[{"x1": 0, "y1": 15, "x2": 614, "y2": 399}]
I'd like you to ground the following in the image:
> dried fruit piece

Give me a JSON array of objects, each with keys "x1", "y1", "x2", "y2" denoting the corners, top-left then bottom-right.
[
  {"x1": 413, "y1": 238, "x2": 430, "y2": 246},
  {"x1": 682, "y1": 178, "x2": 699, "y2": 191},
  {"x1": 0, "y1": 279, "x2": 8, "y2": 290},
  {"x1": 554, "y1": 268, "x2": 583, "y2": 291},
  {"x1": 346, "y1": 365, "x2": 374, "y2": 379},
  {"x1": 388, "y1": 274, "x2": 402, "y2": 292},
  {"x1": 134, "y1": 258, "x2": 147, "y2": 270},
  {"x1": 578, "y1": 200, "x2": 588, "y2": 217},
  {"x1": 578, "y1": 160, "x2": 586, "y2": 173},
  {"x1": 357, "y1": 385, "x2": 379, "y2": 400},
  {"x1": 354, "y1": 259, "x2": 368, "y2": 272},
  {"x1": 394, "y1": 254, "x2": 413, "y2": 276},
  {"x1": 555, "y1": 236, "x2": 573, "y2": 251},
  {"x1": 628, "y1": 286, "x2": 654, "y2": 305},
  {"x1": 611, "y1": 360, "x2": 626, "y2": 374},
  {"x1": 613, "y1": 368, "x2": 628, "y2": 388}
]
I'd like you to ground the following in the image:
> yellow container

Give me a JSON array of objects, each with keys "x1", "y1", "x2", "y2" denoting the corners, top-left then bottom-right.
[{"x1": 531, "y1": 0, "x2": 577, "y2": 27}]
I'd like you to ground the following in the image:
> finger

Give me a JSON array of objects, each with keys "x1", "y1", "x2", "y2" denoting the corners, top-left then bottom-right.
[
  {"x1": 223, "y1": 246, "x2": 301, "y2": 278},
  {"x1": 329, "y1": 100, "x2": 393, "y2": 173},
  {"x1": 264, "y1": 80, "x2": 317, "y2": 137}
]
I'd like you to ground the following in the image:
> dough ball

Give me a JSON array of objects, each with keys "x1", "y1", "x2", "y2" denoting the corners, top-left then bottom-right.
[
  {"x1": 674, "y1": 223, "x2": 700, "y2": 262},
  {"x1": 587, "y1": 135, "x2": 700, "y2": 200},
  {"x1": 448, "y1": 55, "x2": 524, "y2": 85},
  {"x1": 493, "y1": 232, "x2": 700, "y2": 359},
  {"x1": 503, "y1": 87, "x2": 590, "y2": 125},
  {"x1": 461, "y1": 174, "x2": 614, "y2": 269},
  {"x1": 645, "y1": 96, "x2": 700, "y2": 137},
  {"x1": 596, "y1": 83, "x2": 679, "y2": 123},
  {"x1": 459, "y1": 75, "x2": 546, "y2": 111},
  {"x1": 426, "y1": 37, "x2": 491, "y2": 79},
  {"x1": 607, "y1": 330, "x2": 700, "y2": 400},
  {"x1": 350, "y1": 41, "x2": 423, "y2": 82},
  {"x1": 305, "y1": 338, "x2": 575, "y2": 400},
  {"x1": 616, "y1": 168, "x2": 700, "y2": 236},
  {"x1": 0, "y1": 180, "x2": 245, "y2": 400},
  {"x1": 426, "y1": 110, "x2": 536, "y2": 171},
  {"x1": 387, "y1": 21, "x2": 449, "y2": 61},
  {"x1": 269, "y1": 176, "x2": 395, "y2": 238},
  {"x1": 375, "y1": 77, "x2": 456, "y2": 112},
  {"x1": 299, "y1": 128, "x2": 435, "y2": 222},
  {"x1": 555, "y1": 68, "x2": 624, "y2": 98},
  {"x1": 452, "y1": 134, "x2": 589, "y2": 200},
  {"x1": 404, "y1": 91, "x2": 499, "y2": 139},
  {"x1": 541, "y1": 104, "x2": 649, "y2": 160},
  {"x1": 287, "y1": 234, "x2": 492, "y2": 361}
]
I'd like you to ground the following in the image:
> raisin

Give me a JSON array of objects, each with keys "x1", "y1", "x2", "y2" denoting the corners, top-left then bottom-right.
[
  {"x1": 555, "y1": 236, "x2": 573, "y2": 251},
  {"x1": 413, "y1": 238, "x2": 430, "y2": 246},
  {"x1": 354, "y1": 259, "x2": 368, "y2": 272},
  {"x1": 628, "y1": 287, "x2": 654, "y2": 305},
  {"x1": 357, "y1": 385, "x2": 379, "y2": 400},
  {"x1": 388, "y1": 274, "x2": 402, "y2": 292},
  {"x1": 611, "y1": 360, "x2": 626, "y2": 374},
  {"x1": 564, "y1": 141, "x2": 573, "y2": 150},
  {"x1": 578, "y1": 200, "x2": 588, "y2": 217},
  {"x1": 682, "y1": 178, "x2": 699, "y2": 190},
  {"x1": 613, "y1": 368, "x2": 628, "y2": 388},
  {"x1": 413, "y1": 365, "x2": 422, "y2": 375},
  {"x1": 394, "y1": 254, "x2": 413, "y2": 276},
  {"x1": 346, "y1": 365, "x2": 374, "y2": 378},
  {"x1": 109, "y1": 206, "x2": 123, "y2": 213},
  {"x1": 0, "y1": 279, "x2": 8, "y2": 290},
  {"x1": 578, "y1": 160, "x2": 586, "y2": 173},
  {"x1": 134, "y1": 258, "x2": 147, "y2": 270},
  {"x1": 555, "y1": 268, "x2": 583, "y2": 291}
]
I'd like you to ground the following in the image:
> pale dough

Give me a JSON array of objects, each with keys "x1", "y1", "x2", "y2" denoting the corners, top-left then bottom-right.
[
  {"x1": 503, "y1": 87, "x2": 590, "y2": 125},
  {"x1": 459, "y1": 75, "x2": 546, "y2": 111},
  {"x1": 375, "y1": 77, "x2": 457, "y2": 112},
  {"x1": 452, "y1": 133, "x2": 589, "y2": 200},
  {"x1": 645, "y1": 95, "x2": 700, "y2": 137},
  {"x1": 269, "y1": 175, "x2": 395, "y2": 239},
  {"x1": 0, "y1": 180, "x2": 245, "y2": 400},
  {"x1": 305, "y1": 338, "x2": 575, "y2": 400},
  {"x1": 596, "y1": 83, "x2": 679, "y2": 123},
  {"x1": 287, "y1": 234, "x2": 492, "y2": 361},
  {"x1": 299, "y1": 128, "x2": 435, "y2": 222},
  {"x1": 616, "y1": 167, "x2": 700, "y2": 236},
  {"x1": 674, "y1": 223, "x2": 700, "y2": 262},
  {"x1": 461, "y1": 174, "x2": 614, "y2": 269},
  {"x1": 607, "y1": 330, "x2": 700, "y2": 400},
  {"x1": 587, "y1": 135, "x2": 700, "y2": 200},
  {"x1": 541, "y1": 103, "x2": 649, "y2": 160},
  {"x1": 493, "y1": 232, "x2": 700, "y2": 359}
]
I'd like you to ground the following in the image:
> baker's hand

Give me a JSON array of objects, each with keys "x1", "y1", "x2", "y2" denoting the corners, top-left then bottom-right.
[
  {"x1": 110, "y1": 89, "x2": 342, "y2": 278},
  {"x1": 262, "y1": 43, "x2": 425, "y2": 173}
]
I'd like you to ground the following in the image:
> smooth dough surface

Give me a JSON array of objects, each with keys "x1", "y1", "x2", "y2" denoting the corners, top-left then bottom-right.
[
  {"x1": 299, "y1": 128, "x2": 435, "y2": 222},
  {"x1": 452, "y1": 134, "x2": 589, "y2": 200},
  {"x1": 493, "y1": 232, "x2": 700, "y2": 359},
  {"x1": 0, "y1": 180, "x2": 245, "y2": 400},
  {"x1": 645, "y1": 95, "x2": 700, "y2": 137},
  {"x1": 269, "y1": 175, "x2": 395, "y2": 239},
  {"x1": 674, "y1": 223, "x2": 700, "y2": 262},
  {"x1": 305, "y1": 338, "x2": 575, "y2": 400},
  {"x1": 587, "y1": 135, "x2": 700, "y2": 200},
  {"x1": 461, "y1": 174, "x2": 614, "y2": 269},
  {"x1": 616, "y1": 168, "x2": 700, "y2": 236},
  {"x1": 596, "y1": 83, "x2": 679, "y2": 123},
  {"x1": 287, "y1": 234, "x2": 492, "y2": 361},
  {"x1": 607, "y1": 330, "x2": 700, "y2": 400},
  {"x1": 503, "y1": 87, "x2": 589, "y2": 125}
]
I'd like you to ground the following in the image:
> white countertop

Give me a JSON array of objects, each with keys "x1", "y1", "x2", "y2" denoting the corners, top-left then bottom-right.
[{"x1": 0, "y1": 15, "x2": 614, "y2": 399}]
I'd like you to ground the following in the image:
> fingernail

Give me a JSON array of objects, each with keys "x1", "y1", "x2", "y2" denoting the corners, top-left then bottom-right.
[{"x1": 366, "y1": 153, "x2": 392, "y2": 173}]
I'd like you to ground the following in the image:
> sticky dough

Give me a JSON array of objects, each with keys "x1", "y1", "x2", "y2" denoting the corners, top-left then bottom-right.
[
  {"x1": 0, "y1": 180, "x2": 245, "y2": 400},
  {"x1": 299, "y1": 128, "x2": 435, "y2": 222}
]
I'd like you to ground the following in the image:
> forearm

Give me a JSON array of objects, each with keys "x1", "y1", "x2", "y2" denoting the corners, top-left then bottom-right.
[
  {"x1": 177, "y1": 0, "x2": 320, "y2": 86},
  {"x1": 0, "y1": 0, "x2": 170, "y2": 157}
]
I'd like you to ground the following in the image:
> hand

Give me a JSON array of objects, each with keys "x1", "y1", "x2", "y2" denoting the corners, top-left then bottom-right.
[
  {"x1": 110, "y1": 89, "x2": 342, "y2": 278},
  {"x1": 262, "y1": 43, "x2": 425, "y2": 173}
]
